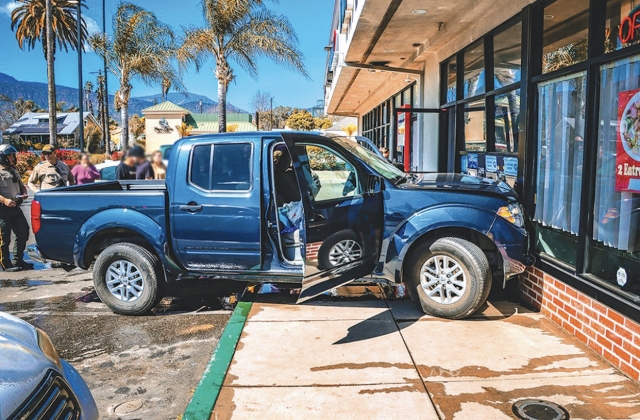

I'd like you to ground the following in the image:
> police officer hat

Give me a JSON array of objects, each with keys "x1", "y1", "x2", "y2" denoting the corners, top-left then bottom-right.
[
  {"x1": 0, "y1": 144, "x2": 18, "y2": 166},
  {"x1": 41, "y1": 144, "x2": 56, "y2": 154}
]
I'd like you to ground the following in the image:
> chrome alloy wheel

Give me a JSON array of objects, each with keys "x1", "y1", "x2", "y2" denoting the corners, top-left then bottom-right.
[
  {"x1": 106, "y1": 260, "x2": 145, "y2": 302},
  {"x1": 419, "y1": 255, "x2": 467, "y2": 304},
  {"x1": 328, "y1": 240, "x2": 362, "y2": 266}
]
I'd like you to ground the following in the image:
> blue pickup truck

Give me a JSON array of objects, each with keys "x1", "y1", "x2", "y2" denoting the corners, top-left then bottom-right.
[{"x1": 29, "y1": 132, "x2": 533, "y2": 319}]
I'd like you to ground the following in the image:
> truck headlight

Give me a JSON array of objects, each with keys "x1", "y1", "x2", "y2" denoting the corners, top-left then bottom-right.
[
  {"x1": 37, "y1": 328, "x2": 62, "y2": 369},
  {"x1": 497, "y1": 203, "x2": 525, "y2": 228}
]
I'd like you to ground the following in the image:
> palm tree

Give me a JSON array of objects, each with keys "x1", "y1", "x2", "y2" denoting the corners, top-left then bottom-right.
[
  {"x1": 84, "y1": 81, "x2": 94, "y2": 115},
  {"x1": 90, "y1": 3, "x2": 182, "y2": 152},
  {"x1": 161, "y1": 77, "x2": 171, "y2": 102},
  {"x1": 176, "y1": 122, "x2": 192, "y2": 138},
  {"x1": 11, "y1": 0, "x2": 88, "y2": 145},
  {"x1": 178, "y1": 0, "x2": 307, "y2": 132},
  {"x1": 129, "y1": 114, "x2": 145, "y2": 141}
]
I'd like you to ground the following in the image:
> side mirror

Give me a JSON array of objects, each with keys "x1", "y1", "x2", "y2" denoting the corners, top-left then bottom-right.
[{"x1": 367, "y1": 175, "x2": 384, "y2": 194}]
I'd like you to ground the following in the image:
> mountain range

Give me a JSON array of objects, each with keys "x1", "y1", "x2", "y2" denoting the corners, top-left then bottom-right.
[{"x1": 0, "y1": 72, "x2": 248, "y2": 121}]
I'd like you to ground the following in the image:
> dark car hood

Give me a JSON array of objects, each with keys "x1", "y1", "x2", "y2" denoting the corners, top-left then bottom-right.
[{"x1": 398, "y1": 173, "x2": 518, "y2": 201}]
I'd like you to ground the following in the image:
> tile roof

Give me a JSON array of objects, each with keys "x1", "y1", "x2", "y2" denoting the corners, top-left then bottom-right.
[
  {"x1": 142, "y1": 101, "x2": 190, "y2": 113},
  {"x1": 192, "y1": 121, "x2": 257, "y2": 132}
]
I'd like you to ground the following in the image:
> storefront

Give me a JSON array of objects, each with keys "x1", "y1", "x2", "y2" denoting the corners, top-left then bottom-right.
[{"x1": 325, "y1": 0, "x2": 640, "y2": 381}]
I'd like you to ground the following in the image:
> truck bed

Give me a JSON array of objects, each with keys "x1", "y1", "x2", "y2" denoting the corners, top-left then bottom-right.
[{"x1": 34, "y1": 181, "x2": 168, "y2": 264}]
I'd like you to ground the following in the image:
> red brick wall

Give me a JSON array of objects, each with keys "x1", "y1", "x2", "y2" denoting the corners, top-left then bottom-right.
[{"x1": 520, "y1": 267, "x2": 640, "y2": 382}]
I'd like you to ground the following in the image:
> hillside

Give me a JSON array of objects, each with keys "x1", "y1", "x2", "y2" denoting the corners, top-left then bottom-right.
[{"x1": 0, "y1": 72, "x2": 247, "y2": 121}]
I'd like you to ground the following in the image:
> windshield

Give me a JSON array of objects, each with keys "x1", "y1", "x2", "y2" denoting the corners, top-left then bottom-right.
[{"x1": 328, "y1": 136, "x2": 406, "y2": 183}]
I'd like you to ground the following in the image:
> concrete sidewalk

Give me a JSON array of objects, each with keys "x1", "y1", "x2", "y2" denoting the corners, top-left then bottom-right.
[{"x1": 210, "y1": 296, "x2": 640, "y2": 420}]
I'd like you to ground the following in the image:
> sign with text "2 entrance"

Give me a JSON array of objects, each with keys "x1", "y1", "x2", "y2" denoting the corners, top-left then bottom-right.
[{"x1": 617, "y1": 88, "x2": 640, "y2": 192}]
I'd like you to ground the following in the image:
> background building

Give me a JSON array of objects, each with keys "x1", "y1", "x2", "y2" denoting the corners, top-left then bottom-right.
[
  {"x1": 325, "y1": 0, "x2": 640, "y2": 381},
  {"x1": 2, "y1": 112, "x2": 101, "y2": 148},
  {"x1": 142, "y1": 101, "x2": 257, "y2": 153}
]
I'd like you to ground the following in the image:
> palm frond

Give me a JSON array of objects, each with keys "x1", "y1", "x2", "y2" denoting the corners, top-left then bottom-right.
[{"x1": 11, "y1": 0, "x2": 89, "y2": 55}]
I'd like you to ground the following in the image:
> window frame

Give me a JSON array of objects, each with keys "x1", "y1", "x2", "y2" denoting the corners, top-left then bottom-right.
[
  {"x1": 296, "y1": 142, "x2": 362, "y2": 204},
  {"x1": 187, "y1": 142, "x2": 254, "y2": 193}
]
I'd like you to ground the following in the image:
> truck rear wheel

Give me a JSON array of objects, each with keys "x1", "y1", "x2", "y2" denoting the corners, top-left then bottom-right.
[
  {"x1": 93, "y1": 243, "x2": 163, "y2": 315},
  {"x1": 405, "y1": 237, "x2": 490, "y2": 320}
]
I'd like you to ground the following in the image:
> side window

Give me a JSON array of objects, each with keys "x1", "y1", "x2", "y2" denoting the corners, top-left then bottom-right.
[
  {"x1": 189, "y1": 143, "x2": 252, "y2": 191},
  {"x1": 212, "y1": 143, "x2": 252, "y2": 191},
  {"x1": 190, "y1": 144, "x2": 212, "y2": 190},
  {"x1": 296, "y1": 144, "x2": 359, "y2": 202}
]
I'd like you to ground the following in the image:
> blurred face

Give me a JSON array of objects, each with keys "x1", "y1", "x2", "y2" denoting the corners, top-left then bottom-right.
[
  {"x1": 124, "y1": 156, "x2": 137, "y2": 166},
  {"x1": 81, "y1": 155, "x2": 90, "y2": 165},
  {"x1": 43, "y1": 151, "x2": 56, "y2": 164},
  {"x1": 152, "y1": 152, "x2": 162, "y2": 165},
  {"x1": 6, "y1": 154, "x2": 16, "y2": 166}
]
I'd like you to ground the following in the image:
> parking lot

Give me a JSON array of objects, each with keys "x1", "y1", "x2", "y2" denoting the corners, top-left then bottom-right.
[{"x1": 0, "y1": 265, "x2": 240, "y2": 419}]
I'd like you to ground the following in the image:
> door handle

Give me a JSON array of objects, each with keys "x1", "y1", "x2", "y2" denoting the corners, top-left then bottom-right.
[{"x1": 179, "y1": 203, "x2": 203, "y2": 213}]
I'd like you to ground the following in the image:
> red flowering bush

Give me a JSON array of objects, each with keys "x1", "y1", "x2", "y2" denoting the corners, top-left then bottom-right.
[
  {"x1": 15, "y1": 151, "x2": 41, "y2": 184},
  {"x1": 110, "y1": 151, "x2": 123, "y2": 161},
  {"x1": 55, "y1": 149, "x2": 80, "y2": 169}
]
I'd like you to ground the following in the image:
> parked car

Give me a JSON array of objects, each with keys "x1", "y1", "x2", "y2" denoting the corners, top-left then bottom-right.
[
  {"x1": 0, "y1": 311, "x2": 98, "y2": 420},
  {"x1": 94, "y1": 160, "x2": 119, "y2": 181},
  {"x1": 159, "y1": 144, "x2": 172, "y2": 166},
  {"x1": 29, "y1": 132, "x2": 533, "y2": 319}
]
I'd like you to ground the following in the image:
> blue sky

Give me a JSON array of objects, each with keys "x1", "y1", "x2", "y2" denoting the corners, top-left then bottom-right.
[{"x1": 0, "y1": 0, "x2": 333, "y2": 111}]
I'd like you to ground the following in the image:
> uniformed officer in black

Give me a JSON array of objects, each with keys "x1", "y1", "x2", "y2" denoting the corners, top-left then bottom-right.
[{"x1": 0, "y1": 144, "x2": 33, "y2": 272}]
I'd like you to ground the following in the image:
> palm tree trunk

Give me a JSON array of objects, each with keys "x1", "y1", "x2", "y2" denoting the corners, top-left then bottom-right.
[
  {"x1": 45, "y1": 0, "x2": 57, "y2": 146},
  {"x1": 218, "y1": 80, "x2": 227, "y2": 133},
  {"x1": 120, "y1": 93, "x2": 129, "y2": 152}
]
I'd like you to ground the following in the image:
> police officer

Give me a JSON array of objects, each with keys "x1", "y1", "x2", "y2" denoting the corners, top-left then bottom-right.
[
  {"x1": 0, "y1": 144, "x2": 33, "y2": 272},
  {"x1": 28, "y1": 144, "x2": 75, "y2": 192}
]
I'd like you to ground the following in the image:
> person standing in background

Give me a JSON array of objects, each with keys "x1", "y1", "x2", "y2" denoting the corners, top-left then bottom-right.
[
  {"x1": 150, "y1": 150, "x2": 167, "y2": 180},
  {"x1": 133, "y1": 146, "x2": 154, "y2": 180},
  {"x1": 116, "y1": 147, "x2": 142, "y2": 180},
  {"x1": 71, "y1": 153, "x2": 101, "y2": 185},
  {"x1": 0, "y1": 144, "x2": 33, "y2": 272},
  {"x1": 28, "y1": 145, "x2": 75, "y2": 192}
]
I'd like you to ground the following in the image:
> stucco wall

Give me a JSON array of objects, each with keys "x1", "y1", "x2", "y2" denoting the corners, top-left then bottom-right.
[{"x1": 145, "y1": 115, "x2": 184, "y2": 154}]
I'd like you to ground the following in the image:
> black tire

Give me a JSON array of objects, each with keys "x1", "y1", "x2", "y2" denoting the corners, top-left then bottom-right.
[
  {"x1": 317, "y1": 230, "x2": 362, "y2": 270},
  {"x1": 405, "y1": 237, "x2": 490, "y2": 319},
  {"x1": 93, "y1": 242, "x2": 164, "y2": 315}
]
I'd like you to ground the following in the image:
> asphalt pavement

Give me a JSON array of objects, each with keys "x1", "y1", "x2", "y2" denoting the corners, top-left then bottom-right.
[{"x1": 0, "y1": 263, "x2": 242, "y2": 419}]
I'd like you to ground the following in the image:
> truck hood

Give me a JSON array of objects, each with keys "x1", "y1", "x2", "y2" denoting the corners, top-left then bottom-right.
[
  {"x1": 0, "y1": 312, "x2": 52, "y2": 419},
  {"x1": 397, "y1": 173, "x2": 519, "y2": 202}
]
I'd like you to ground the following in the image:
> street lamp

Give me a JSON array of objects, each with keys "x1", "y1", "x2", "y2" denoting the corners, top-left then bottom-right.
[
  {"x1": 74, "y1": 0, "x2": 84, "y2": 151},
  {"x1": 102, "y1": 0, "x2": 110, "y2": 155}
]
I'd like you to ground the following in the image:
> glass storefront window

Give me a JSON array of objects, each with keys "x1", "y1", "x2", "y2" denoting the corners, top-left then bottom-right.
[
  {"x1": 446, "y1": 59, "x2": 457, "y2": 103},
  {"x1": 494, "y1": 21, "x2": 522, "y2": 88},
  {"x1": 542, "y1": 0, "x2": 589, "y2": 74},
  {"x1": 590, "y1": 54, "x2": 640, "y2": 298},
  {"x1": 606, "y1": 0, "x2": 640, "y2": 53},
  {"x1": 464, "y1": 100, "x2": 486, "y2": 152},
  {"x1": 495, "y1": 89, "x2": 520, "y2": 153},
  {"x1": 464, "y1": 42, "x2": 485, "y2": 98},
  {"x1": 535, "y1": 72, "x2": 587, "y2": 264}
]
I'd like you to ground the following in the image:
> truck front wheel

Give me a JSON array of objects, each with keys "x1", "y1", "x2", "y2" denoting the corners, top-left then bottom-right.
[
  {"x1": 93, "y1": 243, "x2": 163, "y2": 315},
  {"x1": 405, "y1": 237, "x2": 491, "y2": 320}
]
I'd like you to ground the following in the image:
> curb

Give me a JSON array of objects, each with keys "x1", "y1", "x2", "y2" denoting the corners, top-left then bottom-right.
[{"x1": 183, "y1": 301, "x2": 252, "y2": 420}]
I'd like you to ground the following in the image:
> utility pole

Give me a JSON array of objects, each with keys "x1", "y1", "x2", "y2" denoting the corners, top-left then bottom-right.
[
  {"x1": 77, "y1": 0, "x2": 84, "y2": 151},
  {"x1": 45, "y1": 0, "x2": 57, "y2": 146},
  {"x1": 270, "y1": 97, "x2": 273, "y2": 131},
  {"x1": 102, "y1": 0, "x2": 110, "y2": 155}
]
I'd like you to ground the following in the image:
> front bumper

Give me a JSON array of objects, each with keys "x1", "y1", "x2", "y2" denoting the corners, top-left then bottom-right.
[
  {"x1": 498, "y1": 244, "x2": 535, "y2": 281},
  {"x1": 61, "y1": 360, "x2": 99, "y2": 420}
]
